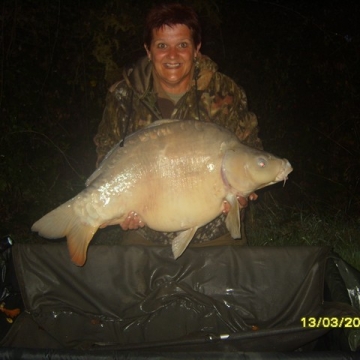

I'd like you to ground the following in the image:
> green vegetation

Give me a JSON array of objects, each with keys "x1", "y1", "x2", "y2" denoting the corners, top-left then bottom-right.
[
  {"x1": 246, "y1": 194, "x2": 360, "y2": 270},
  {"x1": 1, "y1": 1, "x2": 359, "y2": 268}
]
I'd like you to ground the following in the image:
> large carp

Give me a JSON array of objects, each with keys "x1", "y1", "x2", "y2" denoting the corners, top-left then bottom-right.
[{"x1": 32, "y1": 120, "x2": 292, "y2": 266}]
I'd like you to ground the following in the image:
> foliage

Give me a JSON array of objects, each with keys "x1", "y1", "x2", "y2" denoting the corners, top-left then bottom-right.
[
  {"x1": 214, "y1": 1, "x2": 360, "y2": 219},
  {"x1": 0, "y1": 0, "x2": 359, "y2": 266},
  {"x1": 0, "y1": 0, "x2": 104, "y2": 236},
  {"x1": 91, "y1": 0, "x2": 144, "y2": 85},
  {"x1": 245, "y1": 196, "x2": 360, "y2": 271}
]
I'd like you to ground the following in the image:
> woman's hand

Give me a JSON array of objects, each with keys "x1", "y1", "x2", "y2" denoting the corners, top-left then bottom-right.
[
  {"x1": 119, "y1": 211, "x2": 145, "y2": 230},
  {"x1": 222, "y1": 192, "x2": 258, "y2": 214}
]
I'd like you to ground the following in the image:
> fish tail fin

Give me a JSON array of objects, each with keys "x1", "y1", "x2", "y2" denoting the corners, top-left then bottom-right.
[
  {"x1": 31, "y1": 202, "x2": 74, "y2": 239},
  {"x1": 171, "y1": 227, "x2": 197, "y2": 259},
  {"x1": 31, "y1": 202, "x2": 97, "y2": 266}
]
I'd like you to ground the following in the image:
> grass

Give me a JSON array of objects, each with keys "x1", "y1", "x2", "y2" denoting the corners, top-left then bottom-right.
[{"x1": 245, "y1": 194, "x2": 360, "y2": 271}]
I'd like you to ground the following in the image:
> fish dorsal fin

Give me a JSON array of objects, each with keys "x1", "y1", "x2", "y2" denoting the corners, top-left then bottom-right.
[
  {"x1": 85, "y1": 167, "x2": 102, "y2": 186},
  {"x1": 86, "y1": 120, "x2": 180, "y2": 186},
  {"x1": 144, "y1": 119, "x2": 180, "y2": 129},
  {"x1": 225, "y1": 193, "x2": 241, "y2": 239},
  {"x1": 171, "y1": 227, "x2": 198, "y2": 259},
  {"x1": 86, "y1": 141, "x2": 122, "y2": 186}
]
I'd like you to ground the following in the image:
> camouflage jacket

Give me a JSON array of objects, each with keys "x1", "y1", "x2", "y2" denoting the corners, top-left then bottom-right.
[
  {"x1": 94, "y1": 54, "x2": 262, "y2": 244},
  {"x1": 94, "y1": 54, "x2": 262, "y2": 164}
]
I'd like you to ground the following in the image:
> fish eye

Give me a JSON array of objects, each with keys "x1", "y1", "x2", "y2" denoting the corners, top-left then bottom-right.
[{"x1": 257, "y1": 158, "x2": 266, "y2": 168}]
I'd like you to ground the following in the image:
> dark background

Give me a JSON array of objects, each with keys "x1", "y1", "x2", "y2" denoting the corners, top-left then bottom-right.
[{"x1": 1, "y1": 0, "x2": 359, "y2": 239}]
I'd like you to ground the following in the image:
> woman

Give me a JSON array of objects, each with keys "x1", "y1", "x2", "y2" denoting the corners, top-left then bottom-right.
[{"x1": 93, "y1": 3, "x2": 262, "y2": 245}]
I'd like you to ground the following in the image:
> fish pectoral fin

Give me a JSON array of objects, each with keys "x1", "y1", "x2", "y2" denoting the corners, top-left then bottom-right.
[
  {"x1": 225, "y1": 194, "x2": 241, "y2": 239},
  {"x1": 67, "y1": 222, "x2": 98, "y2": 266},
  {"x1": 171, "y1": 227, "x2": 198, "y2": 259}
]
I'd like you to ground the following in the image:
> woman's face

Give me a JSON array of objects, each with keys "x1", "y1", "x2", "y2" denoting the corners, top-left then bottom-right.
[{"x1": 145, "y1": 24, "x2": 201, "y2": 94}]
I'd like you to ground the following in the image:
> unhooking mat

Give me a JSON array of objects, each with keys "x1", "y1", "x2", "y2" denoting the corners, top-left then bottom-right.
[{"x1": 1, "y1": 243, "x2": 360, "y2": 353}]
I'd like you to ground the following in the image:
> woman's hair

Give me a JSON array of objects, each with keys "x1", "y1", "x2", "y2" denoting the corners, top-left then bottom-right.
[{"x1": 144, "y1": 3, "x2": 202, "y2": 48}]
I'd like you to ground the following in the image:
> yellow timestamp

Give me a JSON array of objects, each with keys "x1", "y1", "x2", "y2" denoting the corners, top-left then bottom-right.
[{"x1": 301, "y1": 317, "x2": 360, "y2": 328}]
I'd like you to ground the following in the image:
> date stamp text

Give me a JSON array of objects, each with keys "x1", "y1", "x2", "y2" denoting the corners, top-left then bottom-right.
[{"x1": 301, "y1": 317, "x2": 360, "y2": 328}]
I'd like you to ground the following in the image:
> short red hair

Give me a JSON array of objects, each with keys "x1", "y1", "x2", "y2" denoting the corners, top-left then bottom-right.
[{"x1": 144, "y1": 3, "x2": 202, "y2": 48}]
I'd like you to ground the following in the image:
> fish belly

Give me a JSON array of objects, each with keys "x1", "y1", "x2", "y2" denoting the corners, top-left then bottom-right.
[{"x1": 134, "y1": 171, "x2": 226, "y2": 232}]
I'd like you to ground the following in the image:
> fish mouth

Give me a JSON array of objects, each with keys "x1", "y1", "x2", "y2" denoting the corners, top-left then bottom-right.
[{"x1": 275, "y1": 160, "x2": 293, "y2": 185}]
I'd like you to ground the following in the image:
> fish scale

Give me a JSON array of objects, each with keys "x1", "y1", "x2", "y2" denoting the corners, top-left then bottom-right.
[{"x1": 32, "y1": 120, "x2": 292, "y2": 266}]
